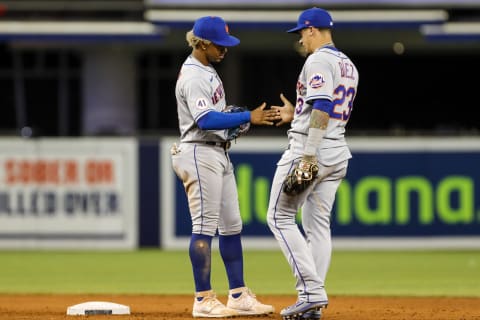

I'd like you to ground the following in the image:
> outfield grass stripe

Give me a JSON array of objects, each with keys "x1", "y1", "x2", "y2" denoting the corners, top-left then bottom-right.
[{"x1": 0, "y1": 250, "x2": 479, "y2": 297}]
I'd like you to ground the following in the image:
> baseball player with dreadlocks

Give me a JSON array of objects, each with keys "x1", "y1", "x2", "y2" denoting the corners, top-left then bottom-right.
[
  {"x1": 171, "y1": 16, "x2": 278, "y2": 318},
  {"x1": 267, "y1": 7, "x2": 359, "y2": 320}
]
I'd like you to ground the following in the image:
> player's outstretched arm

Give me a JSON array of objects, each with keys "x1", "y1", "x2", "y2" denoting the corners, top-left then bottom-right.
[
  {"x1": 271, "y1": 93, "x2": 294, "y2": 126},
  {"x1": 249, "y1": 102, "x2": 281, "y2": 125}
]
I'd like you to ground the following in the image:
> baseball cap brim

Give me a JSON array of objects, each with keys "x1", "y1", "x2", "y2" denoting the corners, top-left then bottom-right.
[
  {"x1": 287, "y1": 25, "x2": 306, "y2": 33},
  {"x1": 212, "y1": 35, "x2": 240, "y2": 47}
]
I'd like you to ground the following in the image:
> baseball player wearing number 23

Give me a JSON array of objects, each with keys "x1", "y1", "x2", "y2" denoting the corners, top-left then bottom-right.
[
  {"x1": 171, "y1": 16, "x2": 278, "y2": 318},
  {"x1": 267, "y1": 8, "x2": 359, "y2": 320}
]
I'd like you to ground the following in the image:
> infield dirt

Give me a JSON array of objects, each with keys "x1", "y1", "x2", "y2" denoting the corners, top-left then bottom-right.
[{"x1": 0, "y1": 294, "x2": 479, "y2": 320}]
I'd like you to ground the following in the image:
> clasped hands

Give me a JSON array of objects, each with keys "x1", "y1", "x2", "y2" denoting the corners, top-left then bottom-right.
[{"x1": 247, "y1": 93, "x2": 295, "y2": 126}]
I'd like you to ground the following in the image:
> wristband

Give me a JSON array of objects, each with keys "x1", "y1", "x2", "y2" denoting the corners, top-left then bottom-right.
[{"x1": 304, "y1": 128, "x2": 326, "y2": 156}]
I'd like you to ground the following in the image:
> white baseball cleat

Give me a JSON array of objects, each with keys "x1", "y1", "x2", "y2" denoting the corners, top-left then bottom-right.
[
  {"x1": 227, "y1": 286, "x2": 275, "y2": 315},
  {"x1": 192, "y1": 290, "x2": 239, "y2": 318}
]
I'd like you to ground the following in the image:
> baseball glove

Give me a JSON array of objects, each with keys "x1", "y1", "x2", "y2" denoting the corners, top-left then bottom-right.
[
  {"x1": 283, "y1": 157, "x2": 319, "y2": 196},
  {"x1": 223, "y1": 105, "x2": 250, "y2": 141}
]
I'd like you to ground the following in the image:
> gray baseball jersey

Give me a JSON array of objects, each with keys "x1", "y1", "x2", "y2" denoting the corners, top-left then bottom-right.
[
  {"x1": 267, "y1": 45, "x2": 359, "y2": 305},
  {"x1": 288, "y1": 45, "x2": 359, "y2": 165},
  {"x1": 171, "y1": 54, "x2": 242, "y2": 237},
  {"x1": 175, "y1": 55, "x2": 229, "y2": 143}
]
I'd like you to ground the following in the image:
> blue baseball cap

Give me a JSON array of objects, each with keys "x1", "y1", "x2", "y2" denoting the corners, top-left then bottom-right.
[
  {"x1": 193, "y1": 16, "x2": 240, "y2": 47},
  {"x1": 287, "y1": 7, "x2": 334, "y2": 33}
]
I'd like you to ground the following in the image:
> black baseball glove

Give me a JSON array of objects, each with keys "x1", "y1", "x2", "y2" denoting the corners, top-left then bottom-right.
[
  {"x1": 223, "y1": 105, "x2": 250, "y2": 141},
  {"x1": 283, "y1": 156, "x2": 319, "y2": 196}
]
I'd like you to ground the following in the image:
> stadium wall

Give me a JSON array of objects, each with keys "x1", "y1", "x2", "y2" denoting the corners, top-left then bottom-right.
[{"x1": 0, "y1": 136, "x2": 479, "y2": 250}]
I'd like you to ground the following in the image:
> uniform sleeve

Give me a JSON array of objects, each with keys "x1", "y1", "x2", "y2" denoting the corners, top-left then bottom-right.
[
  {"x1": 197, "y1": 110, "x2": 250, "y2": 130},
  {"x1": 304, "y1": 56, "x2": 334, "y2": 104},
  {"x1": 183, "y1": 77, "x2": 215, "y2": 123}
]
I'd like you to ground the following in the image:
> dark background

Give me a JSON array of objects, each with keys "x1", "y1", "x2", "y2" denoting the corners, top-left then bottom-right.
[
  {"x1": 239, "y1": 51, "x2": 480, "y2": 136},
  {"x1": 0, "y1": 0, "x2": 479, "y2": 137}
]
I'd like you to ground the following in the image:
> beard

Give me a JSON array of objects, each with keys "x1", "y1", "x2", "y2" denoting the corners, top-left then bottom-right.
[{"x1": 293, "y1": 42, "x2": 308, "y2": 58}]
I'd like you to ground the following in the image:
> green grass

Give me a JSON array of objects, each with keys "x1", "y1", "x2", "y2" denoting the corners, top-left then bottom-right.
[
  {"x1": 328, "y1": 251, "x2": 480, "y2": 297},
  {"x1": 0, "y1": 250, "x2": 479, "y2": 297}
]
